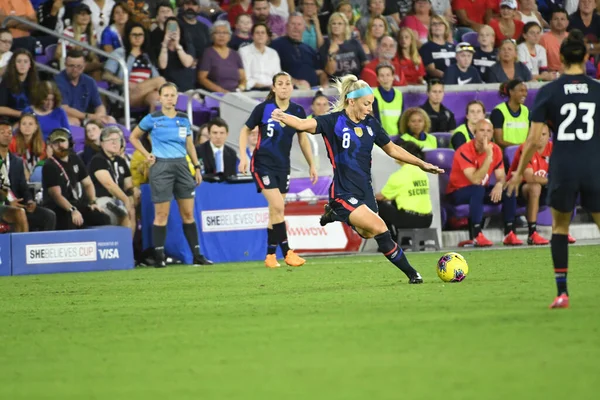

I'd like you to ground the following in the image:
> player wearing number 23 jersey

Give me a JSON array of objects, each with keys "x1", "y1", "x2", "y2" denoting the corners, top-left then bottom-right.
[
  {"x1": 245, "y1": 99, "x2": 306, "y2": 193},
  {"x1": 530, "y1": 73, "x2": 600, "y2": 212}
]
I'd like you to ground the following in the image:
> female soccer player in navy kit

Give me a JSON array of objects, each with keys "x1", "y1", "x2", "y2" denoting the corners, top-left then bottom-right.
[
  {"x1": 271, "y1": 75, "x2": 444, "y2": 283},
  {"x1": 507, "y1": 30, "x2": 600, "y2": 308},
  {"x1": 130, "y1": 82, "x2": 212, "y2": 268},
  {"x1": 239, "y1": 72, "x2": 318, "y2": 268}
]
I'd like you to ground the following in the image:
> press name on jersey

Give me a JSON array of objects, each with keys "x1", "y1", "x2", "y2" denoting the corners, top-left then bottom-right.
[{"x1": 564, "y1": 84, "x2": 588, "y2": 95}]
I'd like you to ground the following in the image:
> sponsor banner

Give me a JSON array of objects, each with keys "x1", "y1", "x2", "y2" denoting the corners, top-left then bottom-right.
[
  {"x1": 285, "y1": 216, "x2": 348, "y2": 250},
  {"x1": 11, "y1": 227, "x2": 134, "y2": 276},
  {"x1": 26, "y1": 242, "x2": 97, "y2": 264},
  {"x1": 0, "y1": 234, "x2": 11, "y2": 276},
  {"x1": 201, "y1": 207, "x2": 269, "y2": 233}
]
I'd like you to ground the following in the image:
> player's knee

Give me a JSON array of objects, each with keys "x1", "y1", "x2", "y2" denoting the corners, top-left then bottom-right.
[
  {"x1": 180, "y1": 211, "x2": 194, "y2": 223},
  {"x1": 269, "y1": 203, "x2": 285, "y2": 218},
  {"x1": 530, "y1": 183, "x2": 542, "y2": 197},
  {"x1": 154, "y1": 210, "x2": 169, "y2": 225}
]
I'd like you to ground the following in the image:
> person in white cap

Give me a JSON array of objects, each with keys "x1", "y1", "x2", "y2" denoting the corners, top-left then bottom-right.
[
  {"x1": 489, "y1": 0, "x2": 525, "y2": 48},
  {"x1": 443, "y1": 42, "x2": 482, "y2": 85}
]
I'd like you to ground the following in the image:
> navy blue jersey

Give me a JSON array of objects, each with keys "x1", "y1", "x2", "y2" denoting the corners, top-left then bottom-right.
[
  {"x1": 315, "y1": 111, "x2": 391, "y2": 200},
  {"x1": 245, "y1": 100, "x2": 307, "y2": 172},
  {"x1": 442, "y1": 64, "x2": 483, "y2": 85},
  {"x1": 530, "y1": 74, "x2": 600, "y2": 180}
]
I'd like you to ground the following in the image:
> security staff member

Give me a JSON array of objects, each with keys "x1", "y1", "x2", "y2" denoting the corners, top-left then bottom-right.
[
  {"x1": 491, "y1": 79, "x2": 530, "y2": 149},
  {"x1": 372, "y1": 63, "x2": 403, "y2": 136},
  {"x1": 129, "y1": 82, "x2": 213, "y2": 268},
  {"x1": 375, "y1": 142, "x2": 433, "y2": 235}
]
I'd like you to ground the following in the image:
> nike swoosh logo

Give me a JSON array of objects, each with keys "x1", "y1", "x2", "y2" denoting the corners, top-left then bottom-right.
[{"x1": 457, "y1": 77, "x2": 472, "y2": 85}]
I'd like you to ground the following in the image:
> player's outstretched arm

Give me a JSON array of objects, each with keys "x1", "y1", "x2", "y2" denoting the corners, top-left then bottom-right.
[
  {"x1": 505, "y1": 122, "x2": 543, "y2": 196},
  {"x1": 238, "y1": 125, "x2": 251, "y2": 174},
  {"x1": 298, "y1": 132, "x2": 319, "y2": 184},
  {"x1": 381, "y1": 142, "x2": 445, "y2": 174},
  {"x1": 271, "y1": 109, "x2": 317, "y2": 133}
]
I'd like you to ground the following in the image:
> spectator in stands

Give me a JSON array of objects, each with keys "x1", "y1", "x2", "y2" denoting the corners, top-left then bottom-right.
[
  {"x1": 568, "y1": 0, "x2": 600, "y2": 55},
  {"x1": 489, "y1": 0, "x2": 524, "y2": 48},
  {"x1": 157, "y1": 17, "x2": 196, "y2": 92},
  {"x1": 56, "y1": 50, "x2": 115, "y2": 126},
  {"x1": 473, "y1": 25, "x2": 498, "y2": 79},
  {"x1": 451, "y1": 100, "x2": 486, "y2": 150},
  {"x1": 9, "y1": 113, "x2": 47, "y2": 177},
  {"x1": 446, "y1": 119, "x2": 521, "y2": 247},
  {"x1": 373, "y1": 63, "x2": 402, "y2": 136},
  {"x1": 129, "y1": 0, "x2": 152, "y2": 29},
  {"x1": 356, "y1": 0, "x2": 398, "y2": 39},
  {"x1": 400, "y1": 0, "x2": 432, "y2": 45},
  {"x1": 103, "y1": 22, "x2": 166, "y2": 112},
  {"x1": 246, "y1": 126, "x2": 259, "y2": 162},
  {"x1": 361, "y1": 16, "x2": 389, "y2": 59},
  {"x1": 100, "y1": 0, "x2": 133, "y2": 53},
  {"x1": 0, "y1": 119, "x2": 29, "y2": 233},
  {"x1": 82, "y1": 0, "x2": 115, "y2": 34},
  {"x1": 89, "y1": 126, "x2": 136, "y2": 234},
  {"x1": 269, "y1": 0, "x2": 295, "y2": 21},
  {"x1": 443, "y1": 42, "x2": 483, "y2": 85},
  {"x1": 419, "y1": 15, "x2": 455, "y2": 79},
  {"x1": 228, "y1": 0, "x2": 252, "y2": 28},
  {"x1": 0, "y1": 0, "x2": 38, "y2": 55},
  {"x1": 308, "y1": 90, "x2": 328, "y2": 118},
  {"x1": 485, "y1": 39, "x2": 532, "y2": 83},
  {"x1": 539, "y1": 8, "x2": 569, "y2": 73},
  {"x1": 507, "y1": 123, "x2": 552, "y2": 245},
  {"x1": 230, "y1": 13, "x2": 253, "y2": 50},
  {"x1": 491, "y1": 79, "x2": 529, "y2": 149},
  {"x1": 179, "y1": 0, "x2": 210, "y2": 68},
  {"x1": 196, "y1": 117, "x2": 238, "y2": 177},
  {"x1": 360, "y1": 35, "x2": 406, "y2": 87},
  {"x1": 81, "y1": 119, "x2": 103, "y2": 165},
  {"x1": 398, "y1": 107, "x2": 437, "y2": 149},
  {"x1": 454, "y1": 0, "x2": 491, "y2": 35},
  {"x1": 430, "y1": 0, "x2": 455, "y2": 25},
  {"x1": 252, "y1": 0, "x2": 286, "y2": 38},
  {"x1": 516, "y1": 0, "x2": 549, "y2": 29},
  {"x1": 149, "y1": 1, "x2": 175, "y2": 60},
  {"x1": 320, "y1": 12, "x2": 367, "y2": 79},
  {"x1": 42, "y1": 128, "x2": 110, "y2": 230},
  {"x1": 518, "y1": 22, "x2": 553, "y2": 81},
  {"x1": 301, "y1": 0, "x2": 323, "y2": 50},
  {"x1": 0, "y1": 28, "x2": 12, "y2": 78},
  {"x1": 270, "y1": 13, "x2": 327, "y2": 89},
  {"x1": 194, "y1": 122, "x2": 209, "y2": 146},
  {"x1": 0, "y1": 49, "x2": 38, "y2": 122},
  {"x1": 336, "y1": 1, "x2": 358, "y2": 38},
  {"x1": 421, "y1": 79, "x2": 456, "y2": 133},
  {"x1": 240, "y1": 23, "x2": 281, "y2": 91},
  {"x1": 0, "y1": 117, "x2": 55, "y2": 231},
  {"x1": 376, "y1": 141, "x2": 433, "y2": 237},
  {"x1": 198, "y1": 21, "x2": 246, "y2": 93},
  {"x1": 56, "y1": 4, "x2": 104, "y2": 80},
  {"x1": 396, "y1": 28, "x2": 425, "y2": 85},
  {"x1": 23, "y1": 81, "x2": 69, "y2": 140},
  {"x1": 37, "y1": 0, "x2": 67, "y2": 34}
]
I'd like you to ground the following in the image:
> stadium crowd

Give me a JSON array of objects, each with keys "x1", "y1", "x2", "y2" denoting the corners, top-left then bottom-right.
[{"x1": 0, "y1": 0, "x2": 591, "y2": 258}]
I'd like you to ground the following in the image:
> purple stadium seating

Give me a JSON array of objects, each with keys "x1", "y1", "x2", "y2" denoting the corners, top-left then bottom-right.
[
  {"x1": 431, "y1": 132, "x2": 452, "y2": 148},
  {"x1": 69, "y1": 125, "x2": 85, "y2": 152},
  {"x1": 44, "y1": 44, "x2": 57, "y2": 61},
  {"x1": 197, "y1": 15, "x2": 213, "y2": 28},
  {"x1": 461, "y1": 31, "x2": 478, "y2": 46}
]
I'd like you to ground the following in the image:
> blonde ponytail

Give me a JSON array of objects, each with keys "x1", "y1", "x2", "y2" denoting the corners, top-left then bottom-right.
[{"x1": 331, "y1": 74, "x2": 371, "y2": 112}]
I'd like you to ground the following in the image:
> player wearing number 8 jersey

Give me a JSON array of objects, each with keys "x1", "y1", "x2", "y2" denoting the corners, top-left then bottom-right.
[
  {"x1": 239, "y1": 72, "x2": 318, "y2": 269},
  {"x1": 507, "y1": 29, "x2": 600, "y2": 309},
  {"x1": 271, "y1": 75, "x2": 445, "y2": 284}
]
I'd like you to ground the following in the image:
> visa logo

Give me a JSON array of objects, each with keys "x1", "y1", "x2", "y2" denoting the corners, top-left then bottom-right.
[{"x1": 99, "y1": 249, "x2": 120, "y2": 259}]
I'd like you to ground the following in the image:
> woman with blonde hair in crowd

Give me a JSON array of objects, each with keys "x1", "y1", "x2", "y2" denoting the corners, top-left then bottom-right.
[
  {"x1": 419, "y1": 15, "x2": 455, "y2": 79},
  {"x1": 9, "y1": 113, "x2": 46, "y2": 178},
  {"x1": 397, "y1": 27, "x2": 426, "y2": 85},
  {"x1": 398, "y1": 107, "x2": 437, "y2": 149},
  {"x1": 361, "y1": 16, "x2": 389, "y2": 60},
  {"x1": 320, "y1": 12, "x2": 366, "y2": 79},
  {"x1": 485, "y1": 39, "x2": 532, "y2": 83}
]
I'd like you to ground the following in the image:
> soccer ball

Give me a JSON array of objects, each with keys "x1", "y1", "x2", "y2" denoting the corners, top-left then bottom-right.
[{"x1": 437, "y1": 252, "x2": 469, "y2": 282}]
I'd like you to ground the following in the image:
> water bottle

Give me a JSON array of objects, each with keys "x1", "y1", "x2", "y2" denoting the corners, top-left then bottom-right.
[{"x1": 35, "y1": 41, "x2": 43, "y2": 56}]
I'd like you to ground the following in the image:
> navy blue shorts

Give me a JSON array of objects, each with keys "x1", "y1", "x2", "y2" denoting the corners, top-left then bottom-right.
[
  {"x1": 252, "y1": 167, "x2": 290, "y2": 193},
  {"x1": 330, "y1": 193, "x2": 378, "y2": 225},
  {"x1": 548, "y1": 177, "x2": 600, "y2": 213},
  {"x1": 517, "y1": 182, "x2": 548, "y2": 207}
]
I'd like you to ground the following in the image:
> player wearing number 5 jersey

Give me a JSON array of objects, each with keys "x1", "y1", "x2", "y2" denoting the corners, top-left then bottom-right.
[
  {"x1": 238, "y1": 72, "x2": 318, "y2": 269},
  {"x1": 507, "y1": 30, "x2": 600, "y2": 309},
  {"x1": 271, "y1": 75, "x2": 444, "y2": 284}
]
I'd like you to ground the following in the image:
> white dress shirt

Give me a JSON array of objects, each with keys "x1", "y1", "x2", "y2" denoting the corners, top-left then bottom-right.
[{"x1": 239, "y1": 43, "x2": 282, "y2": 91}]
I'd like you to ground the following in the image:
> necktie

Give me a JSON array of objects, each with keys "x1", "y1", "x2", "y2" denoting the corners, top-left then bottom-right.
[{"x1": 215, "y1": 149, "x2": 223, "y2": 173}]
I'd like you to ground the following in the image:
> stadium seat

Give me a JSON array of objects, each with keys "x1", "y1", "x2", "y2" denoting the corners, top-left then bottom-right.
[
  {"x1": 69, "y1": 125, "x2": 85, "y2": 152},
  {"x1": 197, "y1": 15, "x2": 213, "y2": 28},
  {"x1": 461, "y1": 31, "x2": 478, "y2": 46},
  {"x1": 44, "y1": 44, "x2": 57, "y2": 61},
  {"x1": 504, "y1": 145, "x2": 520, "y2": 166},
  {"x1": 424, "y1": 148, "x2": 454, "y2": 171},
  {"x1": 216, "y1": 13, "x2": 229, "y2": 21},
  {"x1": 431, "y1": 132, "x2": 452, "y2": 148}
]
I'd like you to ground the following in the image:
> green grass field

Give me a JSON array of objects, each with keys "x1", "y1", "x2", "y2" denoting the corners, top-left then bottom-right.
[{"x1": 1, "y1": 246, "x2": 599, "y2": 400}]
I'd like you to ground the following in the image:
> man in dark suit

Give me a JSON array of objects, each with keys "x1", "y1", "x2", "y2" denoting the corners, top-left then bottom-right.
[
  {"x1": 196, "y1": 117, "x2": 238, "y2": 178},
  {"x1": 0, "y1": 118, "x2": 56, "y2": 232}
]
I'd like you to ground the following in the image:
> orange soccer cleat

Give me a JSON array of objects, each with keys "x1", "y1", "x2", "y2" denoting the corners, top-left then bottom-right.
[
  {"x1": 265, "y1": 254, "x2": 281, "y2": 269},
  {"x1": 284, "y1": 250, "x2": 305, "y2": 267},
  {"x1": 549, "y1": 293, "x2": 569, "y2": 309}
]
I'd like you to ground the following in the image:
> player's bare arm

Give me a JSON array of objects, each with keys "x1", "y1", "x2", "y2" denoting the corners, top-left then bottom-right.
[
  {"x1": 380, "y1": 142, "x2": 444, "y2": 174},
  {"x1": 271, "y1": 109, "x2": 318, "y2": 133}
]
